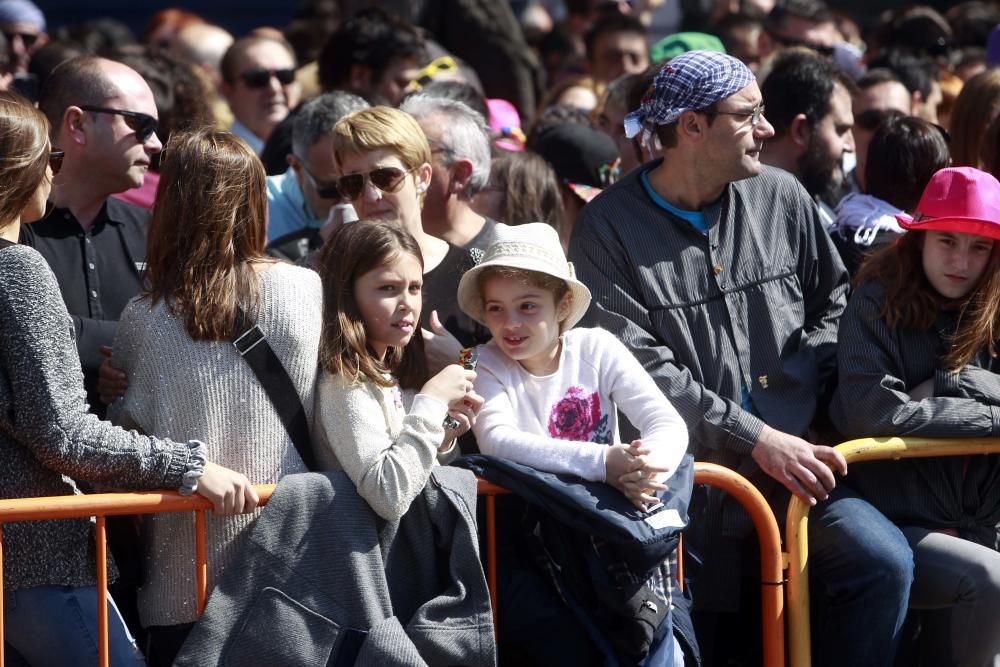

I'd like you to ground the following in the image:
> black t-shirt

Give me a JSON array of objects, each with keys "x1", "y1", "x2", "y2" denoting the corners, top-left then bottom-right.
[{"x1": 422, "y1": 242, "x2": 490, "y2": 348}]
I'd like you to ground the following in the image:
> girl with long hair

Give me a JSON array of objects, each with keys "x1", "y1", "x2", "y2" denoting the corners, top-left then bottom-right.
[
  {"x1": 108, "y1": 128, "x2": 322, "y2": 664},
  {"x1": 313, "y1": 220, "x2": 481, "y2": 521},
  {"x1": 830, "y1": 167, "x2": 1000, "y2": 665},
  {"x1": 0, "y1": 93, "x2": 256, "y2": 665}
]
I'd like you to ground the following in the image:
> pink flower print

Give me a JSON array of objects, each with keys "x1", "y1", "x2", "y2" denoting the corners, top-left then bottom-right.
[{"x1": 548, "y1": 386, "x2": 602, "y2": 441}]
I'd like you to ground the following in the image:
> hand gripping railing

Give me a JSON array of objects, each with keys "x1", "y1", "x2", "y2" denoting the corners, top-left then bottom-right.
[{"x1": 785, "y1": 437, "x2": 1000, "y2": 667}]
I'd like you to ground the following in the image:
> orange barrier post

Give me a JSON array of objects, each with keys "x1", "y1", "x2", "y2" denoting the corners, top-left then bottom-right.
[
  {"x1": 476, "y1": 478, "x2": 510, "y2": 631},
  {"x1": 786, "y1": 437, "x2": 1000, "y2": 667},
  {"x1": 694, "y1": 462, "x2": 785, "y2": 667}
]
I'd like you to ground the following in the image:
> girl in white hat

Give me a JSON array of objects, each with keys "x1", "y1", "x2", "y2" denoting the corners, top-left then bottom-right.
[{"x1": 458, "y1": 223, "x2": 688, "y2": 509}]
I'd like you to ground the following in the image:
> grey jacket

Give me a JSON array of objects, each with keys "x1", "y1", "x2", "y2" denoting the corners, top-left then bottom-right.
[{"x1": 176, "y1": 467, "x2": 496, "y2": 666}]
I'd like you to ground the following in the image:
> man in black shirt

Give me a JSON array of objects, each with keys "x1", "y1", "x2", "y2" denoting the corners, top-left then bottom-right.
[{"x1": 21, "y1": 56, "x2": 162, "y2": 415}]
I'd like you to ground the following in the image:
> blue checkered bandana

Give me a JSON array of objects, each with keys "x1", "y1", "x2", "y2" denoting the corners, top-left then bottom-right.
[{"x1": 623, "y1": 50, "x2": 755, "y2": 141}]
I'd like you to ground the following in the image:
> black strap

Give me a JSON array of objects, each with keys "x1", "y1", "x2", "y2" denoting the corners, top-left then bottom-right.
[
  {"x1": 232, "y1": 306, "x2": 316, "y2": 471},
  {"x1": 0, "y1": 238, "x2": 15, "y2": 250}
]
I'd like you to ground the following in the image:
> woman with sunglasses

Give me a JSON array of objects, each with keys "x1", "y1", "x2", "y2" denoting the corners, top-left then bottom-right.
[
  {"x1": 331, "y1": 106, "x2": 488, "y2": 349},
  {"x1": 0, "y1": 93, "x2": 258, "y2": 665},
  {"x1": 106, "y1": 128, "x2": 323, "y2": 665}
]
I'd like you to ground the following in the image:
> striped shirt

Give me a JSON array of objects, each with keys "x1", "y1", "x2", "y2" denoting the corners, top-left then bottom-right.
[
  {"x1": 569, "y1": 162, "x2": 848, "y2": 532},
  {"x1": 830, "y1": 280, "x2": 1000, "y2": 546}
]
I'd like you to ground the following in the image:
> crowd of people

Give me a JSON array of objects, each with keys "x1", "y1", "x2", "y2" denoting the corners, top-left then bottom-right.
[{"x1": 2, "y1": 0, "x2": 1000, "y2": 664}]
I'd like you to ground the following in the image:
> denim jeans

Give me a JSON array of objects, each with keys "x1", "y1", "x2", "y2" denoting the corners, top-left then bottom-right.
[
  {"x1": 4, "y1": 585, "x2": 146, "y2": 666},
  {"x1": 808, "y1": 484, "x2": 914, "y2": 667}
]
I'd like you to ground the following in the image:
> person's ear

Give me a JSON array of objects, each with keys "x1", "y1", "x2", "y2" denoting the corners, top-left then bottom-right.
[
  {"x1": 415, "y1": 162, "x2": 433, "y2": 194},
  {"x1": 789, "y1": 113, "x2": 811, "y2": 152},
  {"x1": 449, "y1": 158, "x2": 474, "y2": 194},
  {"x1": 556, "y1": 291, "x2": 573, "y2": 322},
  {"x1": 676, "y1": 110, "x2": 706, "y2": 143},
  {"x1": 64, "y1": 106, "x2": 87, "y2": 147}
]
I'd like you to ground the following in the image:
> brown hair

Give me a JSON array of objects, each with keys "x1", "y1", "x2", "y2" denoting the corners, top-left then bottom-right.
[
  {"x1": 487, "y1": 152, "x2": 565, "y2": 232},
  {"x1": 477, "y1": 265, "x2": 571, "y2": 329},
  {"x1": 949, "y1": 68, "x2": 1000, "y2": 168},
  {"x1": 0, "y1": 91, "x2": 50, "y2": 228},
  {"x1": 317, "y1": 220, "x2": 428, "y2": 389},
  {"x1": 144, "y1": 128, "x2": 268, "y2": 340},
  {"x1": 855, "y1": 230, "x2": 1000, "y2": 371}
]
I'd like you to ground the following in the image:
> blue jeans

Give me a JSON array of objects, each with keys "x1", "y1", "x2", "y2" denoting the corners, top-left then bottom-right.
[
  {"x1": 808, "y1": 484, "x2": 914, "y2": 667},
  {"x1": 4, "y1": 585, "x2": 146, "y2": 666}
]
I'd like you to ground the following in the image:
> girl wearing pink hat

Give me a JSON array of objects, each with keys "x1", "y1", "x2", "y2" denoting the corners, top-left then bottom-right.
[{"x1": 830, "y1": 166, "x2": 1000, "y2": 664}]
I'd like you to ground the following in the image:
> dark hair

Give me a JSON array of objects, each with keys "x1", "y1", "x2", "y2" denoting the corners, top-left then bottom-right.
[
  {"x1": 584, "y1": 13, "x2": 646, "y2": 62},
  {"x1": 865, "y1": 116, "x2": 950, "y2": 211},
  {"x1": 55, "y1": 18, "x2": 138, "y2": 56},
  {"x1": 38, "y1": 56, "x2": 120, "y2": 136},
  {"x1": 527, "y1": 104, "x2": 592, "y2": 152},
  {"x1": 949, "y1": 68, "x2": 1000, "y2": 168},
  {"x1": 764, "y1": 0, "x2": 833, "y2": 33},
  {"x1": 284, "y1": 0, "x2": 340, "y2": 64},
  {"x1": 415, "y1": 80, "x2": 489, "y2": 122},
  {"x1": 760, "y1": 48, "x2": 853, "y2": 137},
  {"x1": 856, "y1": 230, "x2": 1000, "y2": 372},
  {"x1": 29, "y1": 41, "x2": 87, "y2": 91},
  {"x1": 866, "y1": 50, "x2": 936, "y2": 101},
  {"x1": 317, "y1": 220, "x2": 428, "y2": 389},
  {"x1": 715, "y1": 13, "x2": 764, "y2": 47},
  {"x1": 0, "y1": 91, "x2": 51, "y2": 228},
  {"x1": 486, "y1": 151, "x2": 564, "y2": 231},
  {"x1": 144, "y1": 129, "x2": 268, "y2": 341},
  {"x1": 477, "y1": 266, "x2": 570, "y2": 313},
  {"x1": 876, "y1": 6, "x2": 953, "y2": 60},
  {"x1": 317, "y1": 8, "x2": 426, "y2": 93},
  {"x1": 220, "y1": 35, "x2": 296, "y2": 85},
  {"x1": 855, "y1": 67, "x2": 904, "y2": 92},
  {"x1": 947, "y1": 1, "x2": 1000, "y2": 49}
]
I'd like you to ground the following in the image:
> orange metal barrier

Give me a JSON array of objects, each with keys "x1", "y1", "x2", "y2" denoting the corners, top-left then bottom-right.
[
  {"x1": 694, "y1": 462, "x2": 786, "y2": 667},
  {"x1": 786, "y1": 437, "x2": 1000, "y2": 667}
]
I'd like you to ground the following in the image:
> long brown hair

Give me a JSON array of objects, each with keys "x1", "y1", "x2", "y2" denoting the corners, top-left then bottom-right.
[
  {"x1": 144, "y1": 128, "x2": 268, "y2": 340},
  {"x1": 0, "y1": 91, "x2": 50, "y2": 228},
  {"x1": 855, "y1": 231, "x2": 1000, "y2": 371},
  {"x1": 317, "y1": 220, "x2": 428, "y2": 389},
  {"x1": 949, "y1": 68, "x2": 1000, "y2": 169}
]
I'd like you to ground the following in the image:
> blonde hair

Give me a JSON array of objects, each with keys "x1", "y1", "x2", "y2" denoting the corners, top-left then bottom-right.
[
  {"x1": 0, "y1": 91, "x2": 50, "y2": 228},
  {"x1": 332, "y1": 105, "x2": 431, "y2": 172}
]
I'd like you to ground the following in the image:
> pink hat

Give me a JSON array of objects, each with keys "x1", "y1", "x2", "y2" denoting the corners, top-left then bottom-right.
[
  {"x1": 896, "y1": 167, "x2": 1000, "y2": 241},
  {"x1": 486, "y1": 98, "x2": 524, "y2": 152}
]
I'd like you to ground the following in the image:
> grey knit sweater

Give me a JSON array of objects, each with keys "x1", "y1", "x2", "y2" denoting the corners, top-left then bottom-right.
[
  {"x1": 108, "y1": 261, "x2": 323, "y2": 627},
  {"x1": 0, "y1": 243, "x2": 199, "y2": 591}
]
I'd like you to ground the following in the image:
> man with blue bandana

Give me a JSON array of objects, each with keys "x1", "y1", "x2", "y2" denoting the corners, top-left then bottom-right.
[{"x1": 570, "y1": 50, "x2": 912, "y2": 666}]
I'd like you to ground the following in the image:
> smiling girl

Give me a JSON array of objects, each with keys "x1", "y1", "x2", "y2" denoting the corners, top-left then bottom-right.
[
  {"x1": 457, "y1": 223, "x2": 688, "y2": 510},
  {"x1": 312, "y1": 220, "x2": 482, "y2": 521},
  {"x1": 830, "y1": 167, "x2": 1000, "y2": 665}
]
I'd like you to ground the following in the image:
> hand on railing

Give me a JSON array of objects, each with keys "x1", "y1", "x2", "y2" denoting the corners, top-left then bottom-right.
[
  {"x1": 751, "y1": 424, "x2": 847, "y2": 506},
  {"x1": 197, "y1": 462, "x2": 260, "y2": 515}
]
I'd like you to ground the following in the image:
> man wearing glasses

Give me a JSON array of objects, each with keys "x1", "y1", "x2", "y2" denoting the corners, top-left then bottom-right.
[
  {"x1": 220, "y1": 35, "x2": 300, "y2": 155},
  {"x1": 570, "y1": 51, "x2": 911, "y2": 666},
  {"x1": 21, "y1": 56, "x2": 162, "y2": 420},
  {"x1": 265, "y1": 92, "x2": 368, "y2": 258},
  {"x1": 0, "y1": 0, "x2": 46, "y2": 76}
]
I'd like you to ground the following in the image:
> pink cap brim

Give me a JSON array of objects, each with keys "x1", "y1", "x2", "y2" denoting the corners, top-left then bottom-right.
[{"x1": 896, "y1": 213, "x2": 1000, "y2": 241}]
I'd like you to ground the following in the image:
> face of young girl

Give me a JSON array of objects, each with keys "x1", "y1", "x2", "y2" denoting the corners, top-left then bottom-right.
[
  {"x1": 354, "y1": 252, "x2": 423, "y2": 359},
  {"x1": 921, "y1": 230, "x2": 995, "y2": 300},
  {"x1": 482, "y1": 275, "x2": 570, "y2": 376}
]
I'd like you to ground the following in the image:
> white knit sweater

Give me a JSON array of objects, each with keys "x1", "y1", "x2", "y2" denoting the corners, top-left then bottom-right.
[
  {"x1": 472, "y1": 327, "x2": 688, "y2": 482},
  {"x1": 108, "y1": 262, "x2": 323, "y2": 627}
]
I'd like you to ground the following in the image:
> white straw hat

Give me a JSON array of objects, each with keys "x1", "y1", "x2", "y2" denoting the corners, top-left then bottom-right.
[{"x1": 457, "y1": 222, "x2": 592, "y2": 329}]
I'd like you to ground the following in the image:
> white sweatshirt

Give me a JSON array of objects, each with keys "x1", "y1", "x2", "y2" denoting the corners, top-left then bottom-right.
[{"x1": 472, "y1": 327, "x2": 688, "y2": 482}]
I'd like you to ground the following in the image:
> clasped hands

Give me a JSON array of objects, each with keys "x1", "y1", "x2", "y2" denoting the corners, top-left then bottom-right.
[{"x1": 606, "y1": 440, "x2": 672, "y2": 512}]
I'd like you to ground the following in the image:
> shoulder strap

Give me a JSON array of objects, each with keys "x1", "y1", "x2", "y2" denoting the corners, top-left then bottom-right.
[
  {"x1": 0, "y1": 238, "x2": 15, "y2": 250},
  {"x1": 232, "y1": 306, "x2": 316, "y2": 471}
]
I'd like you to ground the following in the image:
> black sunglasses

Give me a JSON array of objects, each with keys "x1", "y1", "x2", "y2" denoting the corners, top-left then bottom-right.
[
  {"x1": 79, "y1": 105, "x2": 159, "y2": 143},
  {"x1": 238, "y1": 68, "x2": 296, "y2": 89},
  {"x1": 49, "y1": 149, "x2": 64, "y2": 175},
  {"x1": 337, "y1": 167, "x2": 414, "y2": 202},
  {"x1": 299, "y1": 162, "x2": 341, "y2": 200},
  {"x1": 3, "y1": 31, "x2": 38, "y2": 48}
]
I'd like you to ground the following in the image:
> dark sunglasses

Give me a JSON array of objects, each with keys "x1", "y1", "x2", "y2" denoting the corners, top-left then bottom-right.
[
  {"x1": 238, "y1": 68, "x2": 296, "y2": 89},
  {"x1": 79, "y1": 105, "x2": 159, "y2": 143},
  {"x1": 337, "y1": 167, "x2": 414, "y2": 202},
  {"x1": 3, "y1": 31, "x2": 38, "y2": 48},
  {"x1": 48, "y1": 149, "x2": 64, "y2": 175},
  {"x1": 299, "y1": 162, "x2": 341, "y2": 199}
]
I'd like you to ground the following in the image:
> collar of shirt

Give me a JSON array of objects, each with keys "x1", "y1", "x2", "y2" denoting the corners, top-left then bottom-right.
[{"x1": 230, "y1": 119, "x2": 265, "y2": 155}]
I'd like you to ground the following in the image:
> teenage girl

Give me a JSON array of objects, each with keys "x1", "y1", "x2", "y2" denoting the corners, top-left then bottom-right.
[
  {"x1": 312, "y1": 220, "x2": 483, "y2": 521},
  {"x1": 830, "y1": 167, "x2": 1000, "y2": 665}
]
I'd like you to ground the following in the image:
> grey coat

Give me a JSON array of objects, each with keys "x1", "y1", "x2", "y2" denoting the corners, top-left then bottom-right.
[{"x1": 175, "y1": 467, "x2": 496, "y2": 666}]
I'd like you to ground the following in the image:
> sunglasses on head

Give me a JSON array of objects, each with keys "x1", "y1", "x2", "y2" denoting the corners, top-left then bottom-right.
[
  {"x1": 79, "y1": 105, "x2": 159, "y2": 143},
  {"x1": 336, "y1": 167, "x2": 414, "y2": 202},
  {"x1": 238, "y1": 68, "x2": 296, "y2": 89},
  {"x1": 48, "y1": 148, "x2": 64, "y2": 175}
]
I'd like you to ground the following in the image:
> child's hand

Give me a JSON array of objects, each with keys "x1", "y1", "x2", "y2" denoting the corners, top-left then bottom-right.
[
  {"x1": 422, "y1": 364, "x2": 477, "y2": 406},
  {"x1": 440, "y1": 391, "x2": 485, "y2": 447},
  {"x1": 610, "y1": 440, "x2": 673, "y2": 512},
  {"x1": 605, "y1": 443, "x2": 643, "y2": 485},
  {"x1": 422, "y1": 310, "x2": 464, "y2": 374}
]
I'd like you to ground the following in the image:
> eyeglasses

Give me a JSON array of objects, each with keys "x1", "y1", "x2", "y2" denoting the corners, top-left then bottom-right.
[
  {"x1": 79, "y1": 106, "x2": 159, "y2": 143},
  {"x1": 337, "y1": 167, "x2": 415, "y2": 202},
  {"x1": 706, "y1": 105, "x2": 767, "y2": 127},
  {"x1": 3, "y1": 31, "x2": 39, "y2": 48},
  {"x1": 764, "y1": 30, "x2": 835, "y2": 57},
  {"x1": 238, "y1": 68, "x2": 296, "y2": 89},
  {"x1": 298, "y1": 160, "x2": 341, "y2": 200},
  {"x1": 49, "y1": 149, "x2": 64, "y2": 175}
]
